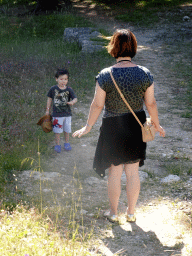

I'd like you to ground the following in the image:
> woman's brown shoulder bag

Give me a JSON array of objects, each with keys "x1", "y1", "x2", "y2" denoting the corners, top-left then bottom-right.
[{"x1": 110, "y1": 70, "x2": 155, "y2": 142}]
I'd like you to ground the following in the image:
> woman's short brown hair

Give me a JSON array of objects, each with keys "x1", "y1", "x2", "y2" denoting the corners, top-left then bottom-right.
[{"x1": 107, "y1": 29, "x2": 137, "y2": 59}]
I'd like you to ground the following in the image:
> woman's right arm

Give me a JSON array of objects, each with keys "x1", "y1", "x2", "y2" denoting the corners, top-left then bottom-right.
[
  {"x1": 72, "y1": 82, "x2": 106, "y2": 138},
  {"x1": 144, "y1": 83, "x2": 165, "y2": 137}
]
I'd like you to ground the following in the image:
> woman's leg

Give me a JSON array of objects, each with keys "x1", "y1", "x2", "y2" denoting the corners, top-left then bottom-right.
[
  {"x1": 124, "y1": 162, "x2": 140, "y2": 215},
  {"x1": 108, "y1": 164, "x2": 123, "y2": 215}
]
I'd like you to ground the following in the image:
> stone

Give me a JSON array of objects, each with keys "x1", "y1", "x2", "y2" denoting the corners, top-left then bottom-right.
[
  {"x1": 43, "y1": 189, "x2": 52, "y2": 192},
  {"x1": 186, "y1": 177, "x2": 192, "y2": 185},
  {"x1": 90, "y1": 31, "x2": 101, "y2": 37},
  {"x1": 64, "y1": 27, "x2": 93, "y2": 42},
  {"x1": 160, "y1": 174, "x2": 180, "y2": 184},
  {"x1": 183, "y1": 16, "x2": 190, "y2": 22},
  {"x1": 80, "y1": 209, "x2": 88, "y2": 215},
  {"x1": 121, "y1": 171, "x2": 148, "y2": 183},
  {"x1": 64, "y1": 27, "x2": 104, "y2": 53},
  {"x1": 87, "y1": 213, "x2": 94, "y2": 217},
  {"x1": 139, "y1": 171, "x2": 149, "y2": 182},
  {"x1": 82, "y1": 43, "x2": 104, "y2": 53},
  {"x1": 18, "y1": 170, "x2": 60, "y2": 181},
  {"x1": 84, "y1": 176, "x2": 100, "y2": 185}
]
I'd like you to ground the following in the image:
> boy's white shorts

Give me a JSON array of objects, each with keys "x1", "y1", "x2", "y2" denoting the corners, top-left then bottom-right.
[{"x1": 52, "y1": 117, "x2": 71, "y2": 134}]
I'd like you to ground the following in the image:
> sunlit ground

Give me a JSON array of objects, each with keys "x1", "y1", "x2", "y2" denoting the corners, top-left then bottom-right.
[{"x1": 97, "y1": 200, "x2": 192, "y2": 255}]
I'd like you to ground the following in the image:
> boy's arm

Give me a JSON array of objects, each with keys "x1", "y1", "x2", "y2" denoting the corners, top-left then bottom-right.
[
  {"x1": 67, "y1": 98, "x2": 77, "y2": 106},
  {"x1": 45, "y1": 97, "x2": 52, "y2": 115}
]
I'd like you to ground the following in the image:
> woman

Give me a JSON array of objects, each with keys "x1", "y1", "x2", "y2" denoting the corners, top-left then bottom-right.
[{"x1": 72, "y1": 29, "x2": 165, "y2": 223}]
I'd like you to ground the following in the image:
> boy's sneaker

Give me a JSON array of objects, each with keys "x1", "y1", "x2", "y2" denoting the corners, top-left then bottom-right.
[
  {"x1": 64, "y1": 143, "x2": 71, "y2": 151},
  {"x1": 54, "y1": 145, "x2": 61, "y2": 153}
]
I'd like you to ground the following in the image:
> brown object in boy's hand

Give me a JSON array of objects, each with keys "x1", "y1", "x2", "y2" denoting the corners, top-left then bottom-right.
[{"x1": 37, "y1": 114, "x2": 52, "y2": 133}]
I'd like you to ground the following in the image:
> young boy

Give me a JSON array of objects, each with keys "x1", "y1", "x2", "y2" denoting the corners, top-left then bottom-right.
[{"x1": 46, "y1": 68, "x2": 77, "y2": 153}]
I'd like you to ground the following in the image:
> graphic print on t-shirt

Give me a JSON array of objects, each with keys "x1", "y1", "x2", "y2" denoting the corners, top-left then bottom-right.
[{"x1": 54, "y1": 89, "x2": 69, "y2": 113}]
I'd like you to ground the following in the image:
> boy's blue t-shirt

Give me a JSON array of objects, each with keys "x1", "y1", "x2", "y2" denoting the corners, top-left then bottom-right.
[{"x1": 47, "y1": 85, "x2": 76, "y2": 117}]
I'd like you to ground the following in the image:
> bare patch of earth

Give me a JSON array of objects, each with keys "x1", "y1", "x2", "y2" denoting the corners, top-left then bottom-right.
[{"x1": 16, "y1": 4, "x2": 192, "y2": 256}]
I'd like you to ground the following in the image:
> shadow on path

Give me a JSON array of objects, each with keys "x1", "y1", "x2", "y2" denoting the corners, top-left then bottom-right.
[{"x1": 101, "y1": 222, "x2": 184, "y2": 256}]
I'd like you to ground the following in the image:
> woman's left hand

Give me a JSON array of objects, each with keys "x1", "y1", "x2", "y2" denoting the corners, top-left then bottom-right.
[{"x1": 72, "y1": 125, "x2": 92, "y2": 138}]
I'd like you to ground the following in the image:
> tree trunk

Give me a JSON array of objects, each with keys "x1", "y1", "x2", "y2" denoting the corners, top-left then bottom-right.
[{"x1": 19, "y1": 0, "x2": 72, "y2": 16}]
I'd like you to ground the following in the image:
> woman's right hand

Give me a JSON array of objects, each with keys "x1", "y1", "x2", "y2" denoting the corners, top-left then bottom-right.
[
  {"x1": 153, "y1": 124, "x2": 165, "y2": 137},
  {"x1": 72, "y1": 125, "x2": 92, "y2": 138}
]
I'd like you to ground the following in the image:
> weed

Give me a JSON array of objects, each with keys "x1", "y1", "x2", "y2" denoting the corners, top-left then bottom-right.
[
  {"x1": 0, "y1": 11, "x2": 111, "y2": 192},
  {"x1": 116, "y1": 8, "x2": 160, "y2": 27},
  {"x1": 165, "y1": 163, "x2": 183, "y2": 176},
  {"x1": 165, "y1": 42, "x2": 192, "y2": 116},
  {"x1": 114, "y1": 0, "x2": 192, "y2": 28},
  {"x1": 75, "y1": 112, "x2": 86, "y2": 119},
  {"x1": 146, "y1": 170, "x2": 155, "y2": 178},
  {"x1": 0, "y1": 141, "x2": 100, "y2": 255},
  {"x1": 0, "y1": 204, "x2": 96, "y2": 255},
  {"x1": 187, "y1": 168, "x2": 192, "y2": 176}
]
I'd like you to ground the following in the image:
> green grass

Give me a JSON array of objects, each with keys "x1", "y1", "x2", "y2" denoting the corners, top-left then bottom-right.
[
  {"x1": 0, "y1": 13, "x2": 92, "y2": 44},
  {"x1": 0, "y1": 150, "x2": 100, "y2": 255},
  {"x1": 0, "y1": 10, "x2": 112, "y2": 199},
  {"x1": 0, "y1": 205, "x2": 96, "y2": 255},
  {"x1": 164, "y1": 162, "x2": 192, "y2": 177},
  {"x1": 116, "y1": 8, "x2": 160, "y2": 27},
  {"x1": 166, "y1": 163, "x2": 183, "y2": 176},
  {"x1": 167, "y1": 42, "x2": 192, "y2": 116},
  {"x1": 114, "y1": 0, "x2": 192, "y2": 27},
  {"x1": 0, "y1": 9, "x2": 114, "y2": 225},
  {"x1": 0, "y1": 0, "x2": 31, "y2": 5},
  {"x1": 187, "y1": 168, "x2": 192, "y2": 176},
  {"x1": 0, "y1": 2, "x2": 192, "y2": 254}
]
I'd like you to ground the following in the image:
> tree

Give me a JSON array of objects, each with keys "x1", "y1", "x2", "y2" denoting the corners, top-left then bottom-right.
[
  {"x1": 34, "y1": 0, "x2": 72, "y2": 13},
  {"x1": 19, "y1": 0, "x2": 72, "y2": 16}
]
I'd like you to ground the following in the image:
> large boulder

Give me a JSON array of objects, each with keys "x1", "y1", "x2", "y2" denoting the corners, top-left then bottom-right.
[{"x1": 64, "y1": 27, "x2": 104, "y2": 53}]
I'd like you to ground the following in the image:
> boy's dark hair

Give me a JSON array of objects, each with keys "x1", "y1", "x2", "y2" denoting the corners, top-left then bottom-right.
[{"x1": 55, "y1": 68, "x2": 69, "y2": 78}]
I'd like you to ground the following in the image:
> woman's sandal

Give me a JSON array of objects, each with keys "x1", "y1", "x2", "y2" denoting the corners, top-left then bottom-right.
[
  {"x1": 107, "y1": 215, "x2": 119, "y2": 223},
  {"x1": 103, "y1": 210, "x2": 119, "y2": 223},
  {"x1": 126, "y1": 214, "x2": 136, "y2": 223}
]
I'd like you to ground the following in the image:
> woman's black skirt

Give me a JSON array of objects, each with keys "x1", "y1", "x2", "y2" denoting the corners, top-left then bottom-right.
[{"x1": 93, "y1": 110, "x2": 147, "y2": 178}]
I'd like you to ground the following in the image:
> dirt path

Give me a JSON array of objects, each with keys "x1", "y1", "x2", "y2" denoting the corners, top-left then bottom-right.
[{"x1": 17, "y1": 4, "x2": 192, "y2": 255}]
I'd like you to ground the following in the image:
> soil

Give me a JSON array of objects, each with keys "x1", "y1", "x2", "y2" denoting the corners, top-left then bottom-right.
[{"x1": 16, "y1": 2, "x2": 192, "y2": 255}]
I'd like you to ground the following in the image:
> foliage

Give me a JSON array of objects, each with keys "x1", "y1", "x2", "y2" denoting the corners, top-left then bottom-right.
[
  {"x1": 0, "y1": 205, "x2": 94, "y2": 255},
  {"x1": 0, "y1": 0, "x2": 36, "y2": 7},
  {"x1": 88, "y1": 0, "x2": 191, "y2": 7},
  {"x1": 109, "y1": 0, "x2": 192, "y2": 27},
  {"x1": 0, "y1": 11, "x2": 111, "y2": 190},
  {"x1": 0, "y1": 14, "x2": 92, "y2": 43}
]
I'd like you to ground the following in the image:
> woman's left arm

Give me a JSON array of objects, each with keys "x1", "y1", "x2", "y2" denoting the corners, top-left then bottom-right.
[{"x1": 72, "y1": 82, "x2": 106, "y2": 138}]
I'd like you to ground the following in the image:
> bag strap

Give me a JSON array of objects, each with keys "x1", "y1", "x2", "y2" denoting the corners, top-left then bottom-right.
[{"x1": 109, "y1": 70, "x2": 144, "y2": 128}]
